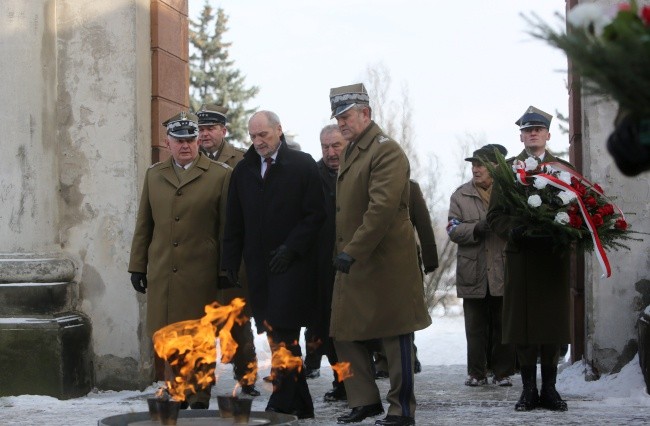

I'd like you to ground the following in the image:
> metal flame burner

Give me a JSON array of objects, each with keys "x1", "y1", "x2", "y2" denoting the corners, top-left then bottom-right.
[{"x1": 97, "y1": 410, "x2": 297, "y2": 425}]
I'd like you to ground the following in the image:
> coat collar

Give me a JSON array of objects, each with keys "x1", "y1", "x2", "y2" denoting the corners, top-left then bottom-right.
[
  {"x1": 159, "y1": 153, "x2": 210, "y2": 188},
  {"x1": 338, "y1": 121, "x2": 382, "y2": 177}
]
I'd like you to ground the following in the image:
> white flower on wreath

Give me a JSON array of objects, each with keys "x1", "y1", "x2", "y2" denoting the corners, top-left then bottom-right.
[
  {"x1": 524, "y1": 157, "x2": 539, "y2": 171},
  {"x1": 533, "y1": 177, "x2": 548, "y2": 190},
  {"x1": 528, "y1": 194, "x2": 542, "y2": 208},
  {"x1": 567, "y1": 3, "x2": 614, "y2": 36},
  {"x1": 512, "y1": 160, "x2": 525, "y2": 173},
  {"x1": 555, "y1": 211, "x2": 571, "y2": 225},
  {"x1": 558, "y1": 171, "x2": 572, "y2": 185},
  {"x1": 557, "y1": 190, "x2": 577, "y2": 205}
]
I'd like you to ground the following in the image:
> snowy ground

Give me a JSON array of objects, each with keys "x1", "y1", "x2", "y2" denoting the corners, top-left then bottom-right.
[{"x1": 1, "y1": 312, "x2": 650, "y2": 425}]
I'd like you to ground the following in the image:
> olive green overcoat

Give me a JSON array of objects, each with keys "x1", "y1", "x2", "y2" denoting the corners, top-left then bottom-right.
[
  {"x1": 330, "y1": 122, "x2": 431, "y2": 341},
  {"x1": 486, "y1": 149, "x2": 571, "y2": 344},
  {"x1": 129, "y1": 153, "x2": 231, "y2": 337}
]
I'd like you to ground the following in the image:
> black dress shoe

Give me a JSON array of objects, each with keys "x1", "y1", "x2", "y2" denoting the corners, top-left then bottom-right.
[
  {"x1": 337, "y1": 403, "x2": 384, "y2": 423},
  {"x1": 241, "y1": 384, "x2": 261, "y2": 397},
  {"x1": 179, "y1": 401, "x2": 189, "y2": 410},
  {"x1": 375, "y1": 415, "x2": 415, "y2": 425},
  {"x1": 324, "y1": 385, "x2": 347, "y2": 402}
]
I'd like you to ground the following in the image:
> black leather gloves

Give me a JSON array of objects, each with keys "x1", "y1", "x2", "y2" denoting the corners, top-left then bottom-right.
[
  {"x1": 130, "y1": 272, "x2": 147, "y2": 294},
  {"x1": 225, "y1": 269, "x2": 240, "y2": 288},
  {"x1": 473, "y1": 219, "x2": 489, "y2": 238},
  {"x1": 509, "y1": 225, "x2": 527, "y2": 243},
  {"x1": 218, "y1": 274, "x2": 241, "y2": 289},
  {"x1": 333, "y1": 252, "x2": 355, "y2": 274},
  {"x1": 606, "y1": 113, "x2": 650, "y2": 176},
  {"x1": 269, "y1": 245, "x2": 296, "y2": 274},
  {"x1": 424, "y1": 265, "x2": 437, "y2": 274}
]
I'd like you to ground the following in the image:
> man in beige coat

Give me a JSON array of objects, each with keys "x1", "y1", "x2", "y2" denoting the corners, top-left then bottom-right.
[
  {"x1": 329, "y1": 83, "x2": 431, "y2": 426},
  {"x1": 128, "y1": 111, "x2": 231, "y2": 409},
  {"x1": 447, "y1": 144, "x2": 515, "y2": 388}
]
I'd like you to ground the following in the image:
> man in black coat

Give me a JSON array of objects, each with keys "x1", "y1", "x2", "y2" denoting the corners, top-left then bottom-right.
[
  {"x1": 303, "y1": 124, "x2": 349, "y2": 402},
  {"x1": 221, "y1": 110, "x2": 325, "y2": 419}
]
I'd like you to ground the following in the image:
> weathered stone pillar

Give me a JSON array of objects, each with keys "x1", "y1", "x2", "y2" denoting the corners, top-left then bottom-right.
[{"x1": 0, "y1": 254, "x2": 92, "y2": 399}]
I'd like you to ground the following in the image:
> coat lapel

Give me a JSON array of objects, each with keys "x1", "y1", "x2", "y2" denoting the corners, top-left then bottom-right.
[
  {"x1": 338, "y1": 122, "x2": 380, "y2": 178},
  {"x1": 179, "y1": 154, "x2": 210, "y2": 188},
  {"x1": 159, "y1": 159, "x2": 180, "y2": 188}
]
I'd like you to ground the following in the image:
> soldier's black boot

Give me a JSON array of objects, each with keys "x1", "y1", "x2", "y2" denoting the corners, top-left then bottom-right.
[
  {"x1": 515, "y1": 365, "x2": 539, "y2": 411},
  {"x1": 539, "y1": 364, "x2": 568, "y2": 411}
]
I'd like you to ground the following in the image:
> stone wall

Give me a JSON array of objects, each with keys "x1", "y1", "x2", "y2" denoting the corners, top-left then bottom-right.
[
  {"x1": 581, "y1": 94, "x2": 650, "y2": 374},
  {"x1": 55, "y1": 0, "x2": 152, "y2": 389}
]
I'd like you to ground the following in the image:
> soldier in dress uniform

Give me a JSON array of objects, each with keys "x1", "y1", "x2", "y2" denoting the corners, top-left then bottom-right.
[
  {"x1": 487, "y1": 106, "x2": 572, "y2": 412},
  {"x1": 329, "y1": 83, "x2": 431, "y2": 426},
  {"x1": 128, "y1": 111, "x2": 232, "y2": 409}
]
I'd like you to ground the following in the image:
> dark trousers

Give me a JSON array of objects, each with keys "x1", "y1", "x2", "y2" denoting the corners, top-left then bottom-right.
[
  {"x1": 463, "y1": 295, "x2": 515, "y2": 379},
  {"x1": 266, "y1": 328, "x2": 314, "y2": 415},
  {"x1": 517, "y1": 344, "x2": 561, "y2": 367},
  {"x1": 229, "y1": 319, "x2": 258, "y2": 384},
  {"x1": 304, "y1": 327, "x2": 342, "y2": 386}
]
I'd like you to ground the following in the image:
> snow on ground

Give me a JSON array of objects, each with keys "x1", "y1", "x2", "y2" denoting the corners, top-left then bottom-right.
[{"x1": 1, "y1": 311, "x2": 649, "y2": 425}]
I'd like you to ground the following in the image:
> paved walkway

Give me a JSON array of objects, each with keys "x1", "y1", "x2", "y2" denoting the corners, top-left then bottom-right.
[{"x1": 301, "y1": 364, "x2": 650, "y2": 425}]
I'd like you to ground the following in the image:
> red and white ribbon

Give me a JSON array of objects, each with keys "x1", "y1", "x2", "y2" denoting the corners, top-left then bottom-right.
[{"x1": 532, "y1": 172, "x2": 611, "y2": 278}]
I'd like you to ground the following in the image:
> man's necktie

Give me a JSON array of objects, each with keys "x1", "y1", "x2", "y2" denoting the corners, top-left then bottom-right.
[{"x1": 263, "y1": 157, "x2": 273, "y2": 179}]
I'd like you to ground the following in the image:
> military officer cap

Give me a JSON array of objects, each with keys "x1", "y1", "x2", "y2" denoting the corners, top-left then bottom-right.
[
  {"x1": 162, "y1": 111, "x2": 199, "y2": 139},
  {"x1": 516, "y1": 106, "x2": 552, "y2": 130},
  {"x1": 197, "y1": 104, "x2": 229, "y2": 126},
  {"x1": 465, "y1": 144, "x2": 508, "y2": 163},
  {"x1": 329, "y1": 83, "x2": 370, "y2": 118}
]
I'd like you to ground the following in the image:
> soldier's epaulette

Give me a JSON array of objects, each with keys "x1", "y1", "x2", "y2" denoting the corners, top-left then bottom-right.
[
  {"x1": 377, "y1": 135, "x2": 390, "y2": 144},
  {"x1": 235, "y1": 146, "x2": 247, "y2": 153},
  {"x1": 148, "y1": 161, "x2": 162, "y2": 169},
  {"x1": 215, "y1": 161, "x2": 231, "y2": 170}
]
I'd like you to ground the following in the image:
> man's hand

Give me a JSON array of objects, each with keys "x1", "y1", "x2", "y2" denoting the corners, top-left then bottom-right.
[
  {"x1": 333, "y1": 252, "x2": 355, "y2": 274},
  {"x1": 269, "y1": 245, "x2": 296, "y2": 274},
  {"x1": 473, "y1": 219, "x2": 489, "y2": 238},
  {"x1": 424, "y1": 265, "x2": 437, "y2": 274},
  {"x1": 509, "y1": 225, "x2": 527, "y2": 243},
  {"x1": 225, "y1": 269, "x2": 240, "y2": 287},
  {"x1": 130, "y1": 272, "x2": 147, "y2": 294},
  {"x1": 218, "y1": 274, "x2": 241, "y2": 289}
]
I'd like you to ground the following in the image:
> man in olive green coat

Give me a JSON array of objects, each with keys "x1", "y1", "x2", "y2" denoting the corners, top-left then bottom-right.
[
  {"x1": 329, "y1": 83, "x2": 431, "y2": 426},
  {"x1": 128, "y1": 112, "x2": 231, "y2": 409},
  {"x1": 196, "y1": 104, "x2": 259, "y2": 397},
  {"x1": 487, "y1": 106, "x2": 571, "y2": 413}
]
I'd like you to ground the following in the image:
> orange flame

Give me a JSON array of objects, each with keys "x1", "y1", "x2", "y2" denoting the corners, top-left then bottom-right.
[
  {"x1": 152, "y1": 298, "x2": 247, "y2": 402},
  {"x1": 271, "y1": 345, "x2": 303, "y2": 374},
  {"x1": 331, "y1": 362, "x2": 353, "y2": 382}
]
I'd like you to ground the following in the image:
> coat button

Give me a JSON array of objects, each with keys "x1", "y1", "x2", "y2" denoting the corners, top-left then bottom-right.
[
  {"x1": 175, "y1": 216, "x2": 180, "y2": 221},
  {"x1": 172, "y1": 266, "x2": 177, "y2": 272},
  {"x1": 177, "y1": 190, "x2": 182, "y2": 196},
  {"x1": 173, "y1": 242, "x2": 179, "y2": 247},
  {"x1": 336, "y1": 206, "x2": 340, "y2": 212}
]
